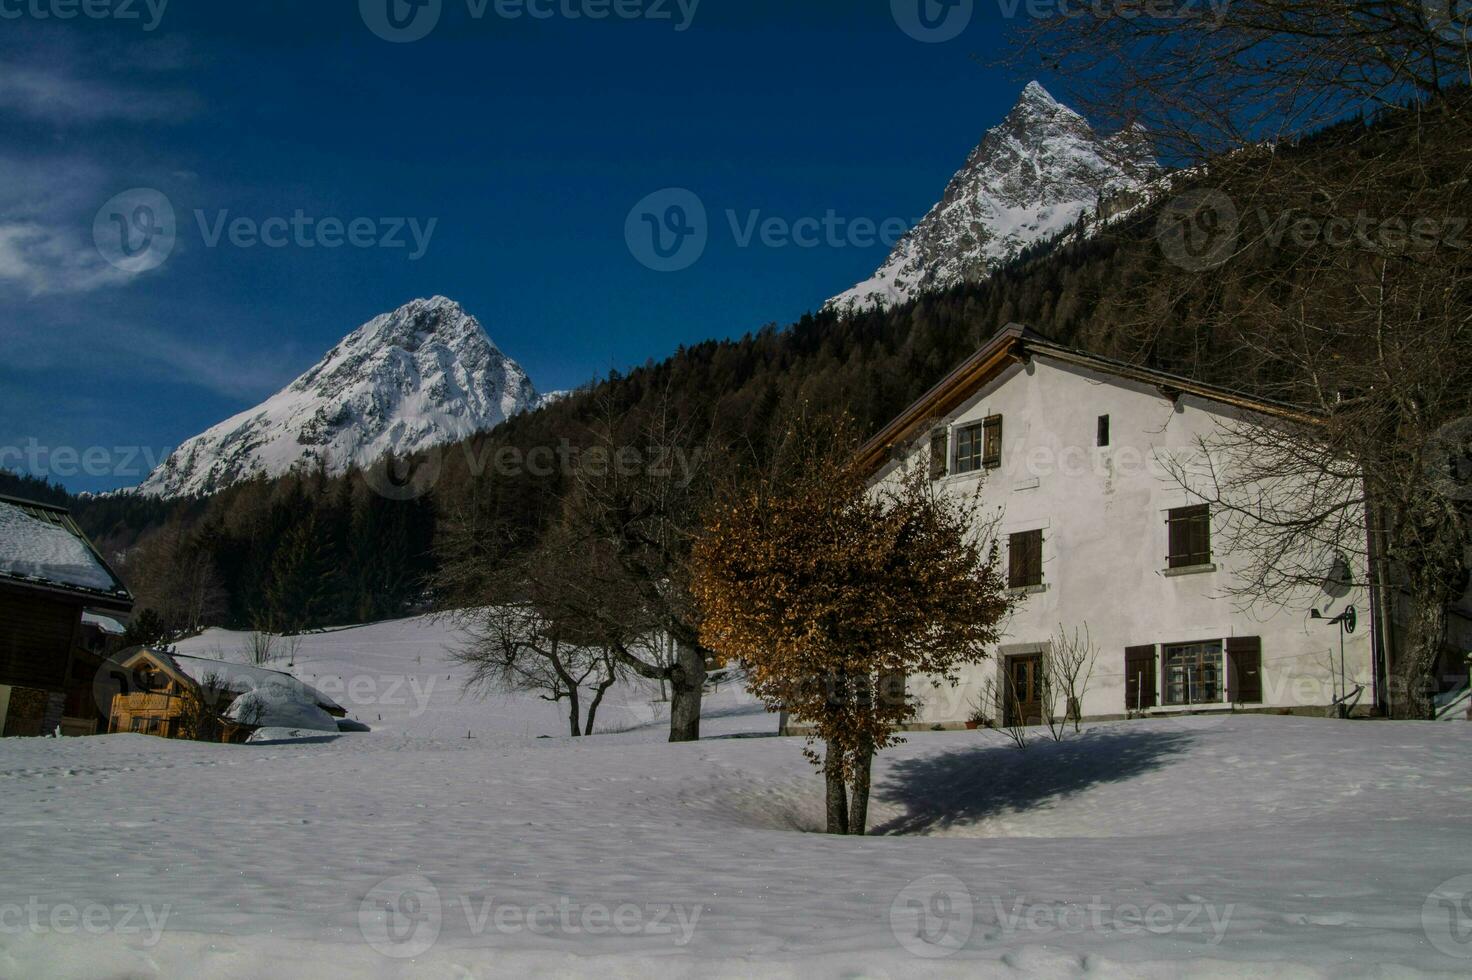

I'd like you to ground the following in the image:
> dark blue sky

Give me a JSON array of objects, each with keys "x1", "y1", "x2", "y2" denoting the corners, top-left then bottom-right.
[{"x1": 0, "y1": 1, "x2": 1053, "y2": 493}]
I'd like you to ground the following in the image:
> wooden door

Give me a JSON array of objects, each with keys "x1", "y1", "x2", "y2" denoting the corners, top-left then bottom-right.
[{"x1": 1006, "y1": 655, "x2": 1044, "y2": 726}]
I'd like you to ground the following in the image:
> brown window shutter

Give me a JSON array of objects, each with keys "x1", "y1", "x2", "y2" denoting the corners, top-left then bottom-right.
[
  {"x1": 1167, "y1": 504, "x2": 1211, "y2": 568},
  {"x1": 929, "y1": 429, "x2": 948, "y2": 481},
  {"x1": 1226, "y1": 636, "x2": 1263, "y2": 704},
  {"x1": 1008, "y1": 530, "x2": 1043, "y2": 588},
  {"x1": 1125, "y1": 644, "x2": 1157, "y2": 710},
  {"x1": 982, "y1": 415, "x2": 1003, "y2": 468}
]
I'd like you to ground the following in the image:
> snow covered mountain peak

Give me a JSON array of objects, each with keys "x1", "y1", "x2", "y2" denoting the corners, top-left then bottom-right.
[
  {"x1": 824, "y1": 83, "x2": 1161, "y2": 315},
  {"x1": 135, "y1": 298, "x2": 541, "y2": 499}
]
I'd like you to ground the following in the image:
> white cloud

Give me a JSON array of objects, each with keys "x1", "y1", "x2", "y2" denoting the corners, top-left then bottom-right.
[
  {"x1": 0, "y1": 221, "x2": 132, "y2": 296},
  {"x1": 0, "y1": 61, "x2": 197, "y2": 124},
  {"x1": 0, "y1": 155, "x2": 146, "y2": 296}
]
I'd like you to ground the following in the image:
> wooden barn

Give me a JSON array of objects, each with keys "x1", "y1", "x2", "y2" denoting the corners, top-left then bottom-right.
[
  {"x1": 105, "y1": 648, "x2": 347, "y2": 743},
  {"x1": 0, "y1": 495, "x2": 134, "y2": 737}
]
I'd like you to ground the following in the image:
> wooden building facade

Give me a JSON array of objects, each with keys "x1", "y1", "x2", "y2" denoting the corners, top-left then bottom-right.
[{"x1": 0, "y1": 496, "x2": 134, "y2": 737}]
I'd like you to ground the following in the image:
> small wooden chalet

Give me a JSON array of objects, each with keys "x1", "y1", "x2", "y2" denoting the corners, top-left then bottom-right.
[
  {"x1": 105, "y1": 648, "x2": 347, "y2": 743},
  {"x1": 0, "y1": 495, "x2": 134, "y2": 737}
]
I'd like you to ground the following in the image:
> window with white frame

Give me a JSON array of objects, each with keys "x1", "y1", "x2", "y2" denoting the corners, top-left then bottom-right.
[{"x1": 1163, "y1": 640, "x2": 1223, "y2": 705}]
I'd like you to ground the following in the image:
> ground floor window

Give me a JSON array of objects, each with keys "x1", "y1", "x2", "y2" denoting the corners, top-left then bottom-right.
[{"x1": 1163, "y1": 641, "x2": 1223, "y2": 705}]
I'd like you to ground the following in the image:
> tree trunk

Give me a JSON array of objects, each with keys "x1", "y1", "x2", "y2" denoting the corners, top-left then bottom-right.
[
  {"x1": 847, "y1": 738, "x2": 873, "y2": 835},
  {"x1": 824, "y1": 739, "x2": 849, "y2": 835},
  {"x1": 565, "y1": 686, "x2": 582, "y2": 737},
  {"x1": 584, "y1": 659, "x2": 616, "y2": 736},
  {"x1": 667, "y1": 640, "x2": 706, "y2": 742},
  {"x1": 1397, "y1": 592, "x2": 1448, "y2": 720}
]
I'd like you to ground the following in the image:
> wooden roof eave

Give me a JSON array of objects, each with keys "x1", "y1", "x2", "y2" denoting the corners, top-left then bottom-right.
[
  {"x1": 855, "y1": 333, "x2": 1026, "y2": 475},
  {"x1": 855, "y1": 327, "x2": 1323, "y2": 478}
]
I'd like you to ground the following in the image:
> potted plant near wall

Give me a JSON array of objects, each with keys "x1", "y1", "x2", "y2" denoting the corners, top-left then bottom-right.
[{"x1": 965, "y1": 696, "x2": 990, "y2": 730}]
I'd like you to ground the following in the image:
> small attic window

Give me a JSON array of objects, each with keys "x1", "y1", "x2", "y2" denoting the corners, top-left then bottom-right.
[{"x1": 1097, "y1": 415, "x2": 1110, "y2": 447}]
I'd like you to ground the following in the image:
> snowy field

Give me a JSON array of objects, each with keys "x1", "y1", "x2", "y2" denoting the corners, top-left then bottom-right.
[{"x1": 3, "y1": 616, "x2": 1472, "y2": 977}]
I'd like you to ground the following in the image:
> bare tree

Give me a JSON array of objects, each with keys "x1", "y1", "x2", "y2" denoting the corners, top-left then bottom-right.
[
  {"x1": 1043, "y1": 624, "x2": 1100, "y2": 735},
  {"x1": 980, "y1": 672, "x2": 1029, "y2": 750},
  {"x1": 175, "y1": 672, "x2": 258, "y2": 742},
  {"x1": 452, "y1": 601, "x2": 622, "y2": 737},
  {"x1": 558, "y1": 393, "x2": 727, "y2": 742}
]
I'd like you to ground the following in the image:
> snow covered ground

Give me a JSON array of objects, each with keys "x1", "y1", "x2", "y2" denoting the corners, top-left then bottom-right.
[{"x1": 3, "y1": 616, "x2": 1471, "y2": 977}]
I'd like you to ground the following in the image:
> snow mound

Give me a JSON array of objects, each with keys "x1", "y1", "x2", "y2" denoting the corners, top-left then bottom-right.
[{"x1": 226, "y1": 681, "x2": 339, "y2": 732}]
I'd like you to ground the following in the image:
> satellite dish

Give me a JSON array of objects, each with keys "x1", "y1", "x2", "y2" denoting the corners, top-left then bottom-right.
[
  {"x1": 1344, "y1": 606, "x2": 1357, "y2": 635},
  {"x1": 1321, "y1": 553, "x2": 1352, "y2": 599}
]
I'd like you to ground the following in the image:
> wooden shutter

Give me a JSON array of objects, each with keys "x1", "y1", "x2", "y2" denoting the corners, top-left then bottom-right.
[
  {"x1": 982, "y1": 415, "x2": 1003, "y2": 468},
  {"x1": 929, "y1": 429, "x2": 948, "y2": 481},
  {"x1": 1008, "y1": 530, "x2": 1042, "y2": 588},
  {"x1": 1226, "y1": 636, "x2": 1263, "y2": 704},
  {"x1": 1167, "y1": 504, "x2": 1211, "y2": 568},
  {"x1": 1125, "y1": 645, "x2": 1157, "y2": 710}
]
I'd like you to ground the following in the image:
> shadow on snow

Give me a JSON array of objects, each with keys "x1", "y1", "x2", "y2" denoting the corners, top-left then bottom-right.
[{"x1": 873, "y1": 727, "x2": 1196, "y2": 836}]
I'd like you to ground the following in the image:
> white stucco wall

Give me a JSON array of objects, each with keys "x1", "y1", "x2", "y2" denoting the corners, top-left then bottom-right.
[{"x1": 873, "y1": 356, "x2": 1375, "y2": 724}]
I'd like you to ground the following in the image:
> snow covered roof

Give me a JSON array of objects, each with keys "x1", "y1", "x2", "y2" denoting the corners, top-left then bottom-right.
[
  {"x1": 0, "y1": 496, "x2": 132, "y2": 606},
  {"x1": 82, "y1": 611, "x2": 128, "y2": 636}
]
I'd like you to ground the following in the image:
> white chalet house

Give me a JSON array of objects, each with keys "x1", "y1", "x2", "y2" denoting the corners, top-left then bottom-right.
[{"x1": 860, "y1": 324, "x2": 1380, "y2": 727}]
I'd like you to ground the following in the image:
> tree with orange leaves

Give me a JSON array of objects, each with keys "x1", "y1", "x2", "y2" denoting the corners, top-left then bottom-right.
[{"x1": 692, "y1": 418, "x2": 1014, "y2": 834}]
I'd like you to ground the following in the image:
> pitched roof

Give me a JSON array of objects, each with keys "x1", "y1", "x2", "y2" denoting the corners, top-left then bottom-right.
[
  {"x1": 121, "y1": 648, "x2": 346, "y2": 718},
  {"x1": 856, "y1": 323, "x2": 1316, "y2": 475},
  {"x1": 0, "y1": 495, "x2": 133, "y2": 610}
]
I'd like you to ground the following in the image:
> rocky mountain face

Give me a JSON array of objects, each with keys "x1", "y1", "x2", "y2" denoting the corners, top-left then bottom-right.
[
  {"x1": 824, "y1": 82, "x2": 1161, "y2": 314},
  {"x1": 135, "y1": 297, "x2": 542, "y2": 498}
]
